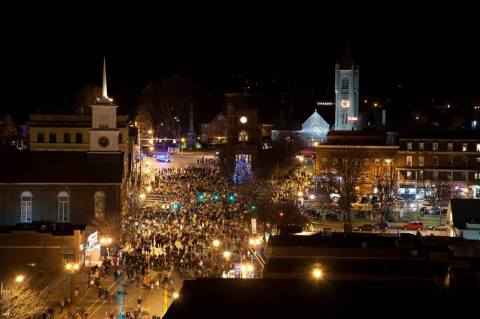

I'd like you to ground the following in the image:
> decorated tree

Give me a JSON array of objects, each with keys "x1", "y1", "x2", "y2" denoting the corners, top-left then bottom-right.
[{"x1": 233, "y1": 156, "x2": 253, "y2": 185}]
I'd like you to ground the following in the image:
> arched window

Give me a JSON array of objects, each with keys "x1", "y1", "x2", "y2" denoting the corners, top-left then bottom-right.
[
  {"x1": 341, "y1": 78, "x2": 349, "y2": 90},
  {"x1": 238, "y1": 130, "x2": 249, "y2": 142},
  {"x1": 58, "y1": 191, "x2": 69, "y2": 222},
  {"x1": 94, "y1": 191, "x2": 106, "y2": 220},
  {"x1": 20, "y1": 191, "x2": 32, "y2": 223}
]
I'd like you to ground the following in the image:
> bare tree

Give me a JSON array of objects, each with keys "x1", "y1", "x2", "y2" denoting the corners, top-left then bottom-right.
[
  {"x1": 318, "y1": 151, "x2": 366, "y2": 222},
  {"x1": 136, "y1": 75, "x2": 199, "y2": 137},
  {"x1": 373, "y1": 164, "x2": 398, "y2": 221},
  {"x1": 68, "y1": 84, "x2": 102, "y2": 115},
  {"x1": 0, "y1": 279, "x2": 47, "y2": 319}
]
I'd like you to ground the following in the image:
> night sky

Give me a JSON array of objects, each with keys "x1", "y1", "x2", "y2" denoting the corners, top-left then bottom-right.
[{"x1": 0, "y1": 2, "x2": 477, "y2": 125}]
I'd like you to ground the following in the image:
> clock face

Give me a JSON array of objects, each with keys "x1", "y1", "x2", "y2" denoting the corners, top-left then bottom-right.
[
  {"x1": 98, "y1": 136, "x2": 110, "y2": 148},
  {"x1": 311, "y1": 124, "x2": 321, "y2": 134},
  {"x1": 239, "y1": 116, "x2": 248, "y2": 124},
  {"x1": 341, "y1": 99, "x2": 350, "y2": 108}
]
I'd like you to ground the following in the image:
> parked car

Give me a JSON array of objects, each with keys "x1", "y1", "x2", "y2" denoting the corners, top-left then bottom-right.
[
  {"x1": 403, "y1": 221, "x2": 424, "y2": 231},
  {"x1": 357, "y1": 224, "x2": 377, "y2": 231},
  {"x1": 428, "y1": 225, "x2": 448, "y2": 231},
  {"x1": 419, "y1": 207, "x2": 430, "y2": 215},
  {"x1": 376, "y1": 221, "x2": 389, "y2": 230}
]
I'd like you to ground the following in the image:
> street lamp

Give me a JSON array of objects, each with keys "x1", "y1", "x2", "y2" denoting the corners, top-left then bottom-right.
[
  {"x1": 223, "y1": 251, "x2": 232, "y2": 260},
  {"x1": 312, "y1": 267, "x2": 323, "y2": 280},
  {"x1": 212, "y1": 239, "x2": 221, "y2": 248},
  {"x1": 15, "y1": 275, "x2": 24, "y2": 283},
  {"x1": 148, "y1": 129, "x2": 153, "y2": 135},
  {"x1": 173, "y1": 292, "x2": 179, "y2": 299}
]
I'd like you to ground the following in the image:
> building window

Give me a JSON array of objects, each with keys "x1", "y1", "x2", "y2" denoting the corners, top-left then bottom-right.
[
  {"x1": 433, "y1": 171, "x2": 439, "y2": 180},
  {"x1": 448, "y1": 143, "x2": 453, "y2": 152},
  {"x1": 94, "y1": 191, "x2": 106, "y2": 220},
  {"x1": 119, "y1": 133, "x2": 123, "y2": 144},
  {"x1": 419, "y1": 170, "x2": 424, "y2": 179},
  {"x1": 49, "y1": 133, "x2": 56, "y2": 143},
  {"x1": 418, "y1": 156, "x2": 424, "y2": 167},
  {"x1": 75, "y1": 133, "x2": 83, "y2": 144},
  {"x1": 37, "y1": 132, "x2": 45, "y2": 143},
  {"x1": 364, "y1": 172, "x2": 369, "y2": 179},
  {"x1": 419, "y1": 143, "x2": 424, "y2": 151},
  {"x1": 321, "y1": 158, "x2": 327, "y2": 165},
  {"x1": 383, "y1": 159, "x2": 392, "y2": 166},
  {"x1": 406, "y1": 171, "x2": 412, "y2": 179},
  {"x1": 99, "y1": 115, "x2": 109, "y2": 129},
  {"x1": 58, "y1": 191, "x2": 69, "y2": 223},
  {"x1": 20, "y1": 191, "x2": 32, "y2": 223},
  {"x1": 375, "y1": 158, "x2": 380, "y2": 166},
  {"x1": 462, "y1": 172, "x2": 468, "y2": 181},
  {"x1": 64, "y1": 133, "x2": 71, "y2": 144},
  {"x1": 447, "y1": 171, "x2": 452, "y2": 180},
  {"x1": 462, "y1": 143, "x2": 468, "y2": 152},
  {"x1": 433, "y1": 142, "x2": 439, "y2": 151},
  {"x1": 448, "y1": 157, "x2": 453, "y2": 167},
  {"x1": 477, "y1": 144, "x2": 480, "y2": 152},
  {"x1": 341, "y1": 78, "x2": 349, "y2": 90},
  {"x1": 406, "y1": 156, "x2": 412, "y2": 167},
  {"x1": 238, "y1": 130, "x2": 248, "y2": 142},
  {"x1": 463, "y1": 157, "x2": 468, "y2": 167},
  {"x1": 235, "y1": 154, "x2": 251, "y2": 163},
  {"x1": 475, "y1": 172, "x2": 480, "y2": 180},
  {"x1": 407, "y1": 142, "x2": 413, "y2": 151},
  {"x1": 364, "y1": 159, "x2": 370, "y2": 166},
  {"x1": 433, "y1": 156, "x2": 438, "y2": 167}
]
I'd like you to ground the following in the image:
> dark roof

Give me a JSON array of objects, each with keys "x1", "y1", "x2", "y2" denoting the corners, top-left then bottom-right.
[
  {"x1": 0, "y1": 151, "x2": 123, "y2": 183},
  {"x1": 399, "y1": 129, "x2": 480, "y2": 140},
  {"x1": 165, "y1": 278, "x2": 478, "y2": 319},
  {"x1": 450, "y1": 199, "x2": 480, "y2": 228}
]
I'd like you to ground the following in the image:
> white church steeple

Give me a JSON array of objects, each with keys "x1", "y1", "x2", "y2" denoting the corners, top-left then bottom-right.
[{"x1": 98, "y1": 57, "x2": 113, "y2": 104}]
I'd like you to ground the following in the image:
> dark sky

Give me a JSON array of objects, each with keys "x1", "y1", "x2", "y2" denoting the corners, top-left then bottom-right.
[{"x1": 0, "y1": 2, "x2": 478, "y2": 123}]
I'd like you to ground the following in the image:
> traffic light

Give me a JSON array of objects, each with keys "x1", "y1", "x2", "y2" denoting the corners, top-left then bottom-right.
[
  {"x1": 197, "y1": 193, "x2": 206, "y2": 202},
  {"x1": 227, "y1": 194, "x2": 236, "y2": 203},
  {"x1": 212, "y1": 194, "x2": 220, "y2": 202}
]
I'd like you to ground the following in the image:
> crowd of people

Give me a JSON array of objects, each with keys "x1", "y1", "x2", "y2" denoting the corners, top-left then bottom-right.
[{"x1": 123, "y1": 166, "x2": 267, "y2": 280}]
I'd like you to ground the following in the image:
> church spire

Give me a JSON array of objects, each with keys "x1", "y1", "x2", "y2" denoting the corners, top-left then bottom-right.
[{"x1": 99, "y1": 57, "x2": 113, "y2": 103}]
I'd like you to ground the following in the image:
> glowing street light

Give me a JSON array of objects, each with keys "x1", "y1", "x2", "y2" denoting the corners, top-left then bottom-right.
[
  {"x1": 173, "y1": 292, "x2": 179, "y2": 299},
  {"x1": 297, "y1": 191, "x2": 304, "y2": 198},
  {"x1": 312, "y1": 268, "x2": 323, "y2": 280},
  {"x1": 223, "y1": 251, "x2": 232, "y2": 259},
  {"x1": 65, "y1": 262, "x2": 80, "y2": 273},
  {"x1": 149, "y1": 146, "x2": 154, "y2": 151},
  {"x1": 212, "y1": 239, "x2": 221, "y2": 248},
  {"x1": 15, "y1": 275, "x2": 25, "y2": 283}
]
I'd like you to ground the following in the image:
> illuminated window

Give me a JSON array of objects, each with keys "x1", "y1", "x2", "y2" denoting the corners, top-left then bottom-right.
[
  {"x1": 94, "y1": 191, "x2": 105, "y2": 220},
  {"x1": 341, "y1": 78, "x2": 349, "y2": 90},
  {"x1": 384, "y1": 159, "x2": 392, "y2": 166},
  {"x1": 375, "y1": 159, "x2": 380, "y2": 166},
  {"x1": 448, "y1": 143, "x2": 453, "y2": 152},
  {"x1": 75, "y1": 133, "x2": 83, "y2": 144},
  {"x1": 418, "y1": 143, "x2": 424, "y2": 151},
  {"x1": 20, "y1": 191, "x2": 32, "y2": 223},
  {"x1": 407, "y1": 142, "x2": 413, "y2": 151},
  {"x1": 433, "y1": 156, "x2": 438, "y2": 167},
  {"x1": 418, "y1": 156, "x2": 424, "y2": 167},
  {"x1": 406, "y1": 171, "x2": 412, "y2": 179},
  {"x1": 477, "y1": 144, "x2": 480, "y2": 152},
  {"x1": 238, "y1": 130, "x2": 249, "y2": 142},
  {"x1": 447, "y1": 171, "x2": 452, "y2": 180},
  {"x1": 58, "y1": 191, "x2": 69, "y2": 223},
  {"x1": 462, "y1": 143, "x2": 468, "y2": 152},
  {"x1": 432, "y1": 143, "x2": 438, "y2": 151},
  {"x1": 321, "y1": 158, "x2": 327, "y2": 165},
  {"x1": 475, "y1": 172, "x2": 480, "y2": 180},
  {"x1": 433, "y1": 171, "x2": 439, "y2": 180},
  {"x1": 364, "y1": 172, "x2": 369, "y2": 179},
  {"x1": 364, "y1": 159, "x2": 370, "y2": 166},
  {"x1": 419, "y1": 170, "x2": 424, "y2": 179},
  {"x1": 235, "y1": 154, "x2": 252, "y2": 163},
  {"x1": 406, "y1": 156, "x2": 412, "y2": 167}
]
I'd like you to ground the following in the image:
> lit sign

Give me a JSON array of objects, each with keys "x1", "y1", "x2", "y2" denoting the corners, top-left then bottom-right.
[
  {"x1": 341, "y1": 99, "x2": 350, "y2": 108},
  {"x1": 348, "y1": 116, "x2": 358, "y2": 121}
]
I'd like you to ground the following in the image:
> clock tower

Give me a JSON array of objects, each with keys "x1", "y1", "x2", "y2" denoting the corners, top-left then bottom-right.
[
  {"x1": 89, "y1": 58, "x2": 119, "y2": 152},
  {"x1": 334, "y1": 46, "x2": 359, "y2": 131}
]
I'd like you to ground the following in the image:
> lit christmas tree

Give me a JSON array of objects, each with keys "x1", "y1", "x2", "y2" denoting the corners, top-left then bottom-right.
[{"x1": 233, "y1": 156, "x2": 253, "y2": 184}]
